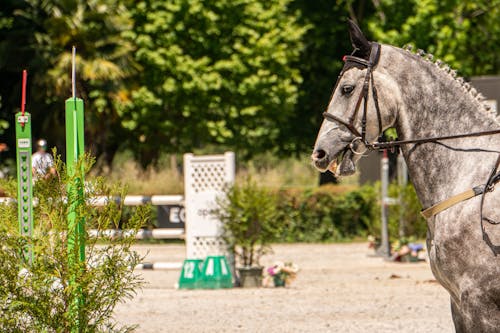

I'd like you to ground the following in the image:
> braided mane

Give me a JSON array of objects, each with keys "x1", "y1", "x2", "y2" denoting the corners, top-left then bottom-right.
[{"x1": 403, "y1": 45, "x2": 498, "y2": 122}]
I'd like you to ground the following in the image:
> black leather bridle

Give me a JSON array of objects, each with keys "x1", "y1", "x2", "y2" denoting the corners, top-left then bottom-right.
[{"x1": 322, "y1": 42, "x2": 383, "y2": 154}]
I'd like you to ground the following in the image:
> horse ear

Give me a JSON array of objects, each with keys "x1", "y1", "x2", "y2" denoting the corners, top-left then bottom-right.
[{"x1": 347, "y1": 19, "x2": 371, "y2": 59}]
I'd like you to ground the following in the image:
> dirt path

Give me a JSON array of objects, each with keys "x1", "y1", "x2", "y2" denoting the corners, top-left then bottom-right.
[{"x1": 113, "y1": 242, "x2": 454, "y2": 332}]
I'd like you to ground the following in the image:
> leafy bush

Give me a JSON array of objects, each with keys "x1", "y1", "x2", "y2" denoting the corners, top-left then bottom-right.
[
  {"x1": 277, "y1": 184, "x2": 379, "y2": 242},
  {"x1": 271, "y1": 182, "x2": 425, "y2": 243},
  {"x1": 213, "y1": 179, "x2": 284, "y2": 267},
  {"x1": 0, "y1": 154, "x2": 148, "y2": 332},
  {"x1": 388, "y1": 182, "x2": 427, "y2": 240}
]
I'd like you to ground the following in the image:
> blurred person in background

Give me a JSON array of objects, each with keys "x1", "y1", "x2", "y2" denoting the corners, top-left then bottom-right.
[{"x1": 32, "y1": 139, "x2": 56, "y2": 180}]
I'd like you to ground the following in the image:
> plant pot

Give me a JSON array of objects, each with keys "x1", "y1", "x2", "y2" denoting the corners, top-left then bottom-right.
[
  {"x1": 273, "y1": 275, "x2": 286, "y2": 287},
  {"x1": 237, "y1": 266, "x2": 263, "y2": 288}
]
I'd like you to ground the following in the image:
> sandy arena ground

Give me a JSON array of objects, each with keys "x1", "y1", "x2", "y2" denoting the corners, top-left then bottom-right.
[{"x1": 113, "y1": 242, "x2": 454, "y2": 332}]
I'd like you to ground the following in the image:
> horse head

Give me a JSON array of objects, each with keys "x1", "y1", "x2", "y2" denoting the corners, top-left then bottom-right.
[{"x1": 311, "y1": 20, "x2": 401, "y2": 176}]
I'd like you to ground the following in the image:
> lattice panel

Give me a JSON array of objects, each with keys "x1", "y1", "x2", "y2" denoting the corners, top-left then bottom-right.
[
  {"x1": 189, "y1": 162, "x2": 226, "y2": 193},
  {"x1": 184, "y1": 152, "x2": 235, "y2": 259},
  {"x1": 187, "y1": 236, "x2": 229, "y2": 259}
]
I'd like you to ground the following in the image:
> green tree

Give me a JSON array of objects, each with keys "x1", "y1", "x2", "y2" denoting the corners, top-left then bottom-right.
[
  {"x1": 121, "y1": 0, "x2": 306, "y2": 165},
  {"x1": 0, "y1": 0, "x2": 136, "y2": 168}
]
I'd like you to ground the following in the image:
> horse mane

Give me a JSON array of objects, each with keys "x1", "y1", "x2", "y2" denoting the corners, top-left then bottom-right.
[{"x1": 402, "y1": 45, "x2": 498, "y2": 123}]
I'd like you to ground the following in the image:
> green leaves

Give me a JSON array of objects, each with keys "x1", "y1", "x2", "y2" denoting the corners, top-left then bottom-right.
[
  {"x1": 0, "y1": 153, "x2": 147, "y2": 332},
  {"x1": 1, "y1": 0, "x2": 498, "y2": 168},
  {"x1": 213, "y1": 179, "x2": 284, "y2": 267},
  {"x1": 124, "y1": 0, "x2": 306, "y2": 163}
]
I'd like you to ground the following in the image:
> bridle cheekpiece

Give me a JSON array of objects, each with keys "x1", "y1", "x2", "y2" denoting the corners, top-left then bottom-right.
[{"x1": 322, "y1": 42, "x2": 383, "y2": 154}]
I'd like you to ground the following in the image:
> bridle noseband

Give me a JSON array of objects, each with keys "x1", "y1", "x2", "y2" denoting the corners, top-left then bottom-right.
[{"x1": 322, "y1": 42, "x2": 383, "y2": 153}]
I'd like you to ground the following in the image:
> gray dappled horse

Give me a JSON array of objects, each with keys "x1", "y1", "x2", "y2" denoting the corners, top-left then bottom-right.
[{"x1": 311, "y1": 20, "x2": 500, "y2": 332}]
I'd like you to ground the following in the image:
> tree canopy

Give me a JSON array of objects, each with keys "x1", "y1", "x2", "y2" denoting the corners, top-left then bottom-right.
[
  {"x1": 0, "y1": 0, "x2": 499, "y2": 168},
  {"x1": 121, "y1": 0, "x2": 306, "y2": 165}
]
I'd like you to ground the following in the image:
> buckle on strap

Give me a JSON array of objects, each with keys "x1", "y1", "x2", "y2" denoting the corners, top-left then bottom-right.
[{"x1": 473, "y1": 185, "x2": 486, "y2": 196}]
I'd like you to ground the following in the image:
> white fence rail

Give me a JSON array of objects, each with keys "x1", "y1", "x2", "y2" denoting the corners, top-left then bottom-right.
[
  {"x1": 90, "y1": 194, "x2": 183, "y2": 206},
  {"x1": 0, "y1": 194, "x2": 184, "y2": 206},
  {"x1": 1, "y1": 194, "x2": 186, "y2": 240},
  {"x1": 88, "y1": 228, "x2": 185, "y2": 240}
]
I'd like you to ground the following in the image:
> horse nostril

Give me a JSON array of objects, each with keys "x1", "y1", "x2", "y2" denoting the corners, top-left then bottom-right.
[{"x1": 312, "y1": 149, "x2": 326, "y2": 161}]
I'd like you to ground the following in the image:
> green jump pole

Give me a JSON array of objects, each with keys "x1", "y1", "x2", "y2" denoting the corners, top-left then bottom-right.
[
  {"x1": 66, "y1": 46, "x2": 85, "y2": 330},
  {"x1": 66, "y1": 97, "x2": 85, "y2": 261},
  {"x1": 15, "y1": 69, "x2": 34, "y2": 264}
]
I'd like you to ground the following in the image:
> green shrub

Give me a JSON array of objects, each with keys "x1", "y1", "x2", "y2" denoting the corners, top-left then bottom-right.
[
  {"x1": 388, "y1": 182, "x2": 427, "y2": 240},
  {"x1": 276, "y1": 184, "x2": 379, "y2": 242},
  {"x1": 273, "y1": 182, "x2": 424, "y2": 243},
  {"x1": 0, "y1": 153, "x2": 148, "y2": 332},
  {"x1": 213, "y1": 179, "x2": 284, "y2": 267}
]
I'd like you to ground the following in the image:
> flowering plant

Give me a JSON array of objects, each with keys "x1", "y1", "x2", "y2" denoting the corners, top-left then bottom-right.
[{"x1": 262, "y1": 261, "x2": 299, "y2": 287}]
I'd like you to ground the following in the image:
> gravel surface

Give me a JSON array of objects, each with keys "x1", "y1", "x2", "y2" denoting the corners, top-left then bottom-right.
[{"x1": 113, "y1": 242, "x2": 454, "y2": 333}]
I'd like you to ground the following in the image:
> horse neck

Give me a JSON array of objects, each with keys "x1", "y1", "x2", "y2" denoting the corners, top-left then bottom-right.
[{"x1": 388, "y1": 50, "x2": 500, "y2": 207}]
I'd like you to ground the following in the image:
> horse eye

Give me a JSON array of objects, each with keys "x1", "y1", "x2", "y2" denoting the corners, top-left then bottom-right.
[{"x1": 341, "y1": 85, "x2": 355, "y2": 96}]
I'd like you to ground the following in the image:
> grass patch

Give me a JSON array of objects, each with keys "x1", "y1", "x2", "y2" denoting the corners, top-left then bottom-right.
[{"x1": 98, "y1": 151, "x2": 184, "y2": 195}]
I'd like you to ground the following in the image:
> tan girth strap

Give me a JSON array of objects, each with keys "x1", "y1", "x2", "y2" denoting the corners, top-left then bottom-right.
[{"x1": 421, "y1": 187, "x2": 484, "y2": 219}]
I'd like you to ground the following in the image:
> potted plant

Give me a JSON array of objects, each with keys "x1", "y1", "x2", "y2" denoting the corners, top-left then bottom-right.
[
  {"x1": 213, "y1": 179, "x2": 283, "y2": 287},
  {"x1": 263, "y1": 261, "x2": 300, "y2": 287}
]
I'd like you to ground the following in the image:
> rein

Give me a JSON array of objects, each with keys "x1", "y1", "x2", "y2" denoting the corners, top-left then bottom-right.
[{"x1": 371, "y1": 128, "x2": 500, "y2": 150}]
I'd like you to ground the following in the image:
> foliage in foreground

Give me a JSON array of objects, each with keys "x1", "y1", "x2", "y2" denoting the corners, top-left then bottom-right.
[{"x1": 0, "y1": 154, "x2": 148, "y2": 332}]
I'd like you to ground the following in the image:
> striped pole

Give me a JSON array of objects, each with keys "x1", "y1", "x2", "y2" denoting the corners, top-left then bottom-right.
[
  {"x1": 66, "y1": 46, "x2": 85, "y2": 329},
  {"x1": 15, "y1": 69, "x2": 33, "y2": 264}
]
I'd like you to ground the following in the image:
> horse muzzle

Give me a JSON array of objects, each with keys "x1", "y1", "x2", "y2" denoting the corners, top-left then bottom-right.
[{"x1": 311, "y1": 145, "x2": 356, "y2": 176}]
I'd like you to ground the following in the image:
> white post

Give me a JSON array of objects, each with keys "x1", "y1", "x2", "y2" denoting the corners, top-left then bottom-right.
[
  {"x1": 378, "y1": 150, "x2": 391, "y2": 258},
  {"x1": 397, "y1": 153, "x2": 408, "y2": 238}
]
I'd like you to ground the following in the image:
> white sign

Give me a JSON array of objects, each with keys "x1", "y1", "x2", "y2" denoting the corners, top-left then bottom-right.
[
  {"x1": 17, "y1": 138, "x2": 31, "y2": 148},
  {"x1": 17, "y1": 115, "x2": 29, "y2": 124}
]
